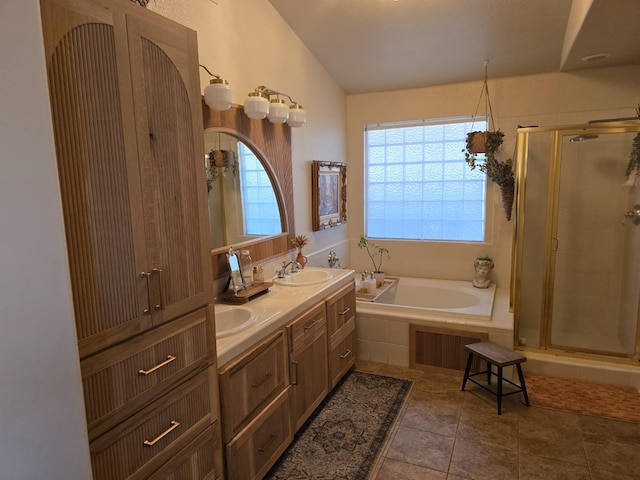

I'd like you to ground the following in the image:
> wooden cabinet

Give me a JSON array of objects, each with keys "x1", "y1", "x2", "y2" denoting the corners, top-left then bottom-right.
[
  {"x1": 218, "y1": 330, "x2": 289, "y2": 443},
  {"x1": 81, "y1": 306, "x2": 216, "y2": 441},
  {"x1": 40, "y1": 0, "x2": 221, "y2": 478},
  {"x1": 225, "y1": 388, "x2": 293, "y2": 480},
  {"x1": 326, "y1": 283, "x2": 357, "y2": 388},
  {"x1": 41, "y1": 0, "x2": 212, "y2": 358},
  {"x1": 89, "y1": 367, "x2": 218, "y2": 480},
  {"x1": 287, "y1": 302, "x2": 328, "y2": 430}
]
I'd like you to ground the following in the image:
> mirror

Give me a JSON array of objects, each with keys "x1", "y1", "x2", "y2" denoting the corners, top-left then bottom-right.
[
  {"x1": 205, "y1": 131, "x2": 284, "y2": 248},
  {"x1": 226, "y1": 248, "x2": 243, "y2": 292},
  {"x1": 203, "y1": 103, "x2": 295, "y2": 279}
]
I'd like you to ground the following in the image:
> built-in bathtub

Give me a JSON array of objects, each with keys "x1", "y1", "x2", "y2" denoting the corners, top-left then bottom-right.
[{"x1": 355, "y1": 276, "x2": 514, "y2": 368}]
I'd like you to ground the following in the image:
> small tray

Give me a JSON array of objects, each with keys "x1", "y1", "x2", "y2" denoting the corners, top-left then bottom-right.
[
  {"x1": 219, "y1": 282, "x2": 272, "y2": 304},
  {"x1": 355, "y1": 276, "x2": 399, "y2": 302}
]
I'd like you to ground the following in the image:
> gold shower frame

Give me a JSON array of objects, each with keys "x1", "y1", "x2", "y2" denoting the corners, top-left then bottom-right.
[{"x1": 511, "y1": 120, "x2": 640, "y2": 365}]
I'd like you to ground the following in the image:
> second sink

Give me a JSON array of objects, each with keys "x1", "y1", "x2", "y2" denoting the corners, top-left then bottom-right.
[{"x1": 273, "y1": 267, "x2": 332, "y2": 287}]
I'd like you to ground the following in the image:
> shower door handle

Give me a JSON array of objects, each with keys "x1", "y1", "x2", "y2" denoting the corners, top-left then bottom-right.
[
  {"x1": 553, "y1": 237, "x2": 559, "y2": 251},
  {"x1": 623, "y1": 204, "x2": 640, "y2": 225}
]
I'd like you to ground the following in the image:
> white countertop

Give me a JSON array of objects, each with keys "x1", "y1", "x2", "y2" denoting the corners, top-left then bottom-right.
[{"x1": 215, "y1": 268, "x2": 355, "y2": 367}]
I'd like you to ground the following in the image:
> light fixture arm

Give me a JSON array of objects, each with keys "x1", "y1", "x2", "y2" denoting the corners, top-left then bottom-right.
[
  {"x1": 199, "y1": 64, "x2": 222, "y2": 80},
  {"x1": 252, "y1": 85, "x2": 300, "y2": 106}
]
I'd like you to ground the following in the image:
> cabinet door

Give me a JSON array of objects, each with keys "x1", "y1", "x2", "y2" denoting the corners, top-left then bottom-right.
[
  {"x1": 287, "y1": 303, "x2": 328, "y2": 430},
  {"x1": 41, "y1": 0, "x2": 212, "y2": 357},
  {"x1": 126, "y1": 10, "x2": 213, "y2": 326},
  {"x1": 41, "y1": 0, "x2": 151, "y2": 357}
]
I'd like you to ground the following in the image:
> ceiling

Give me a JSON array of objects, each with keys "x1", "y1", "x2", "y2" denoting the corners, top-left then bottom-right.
[{"x1": 268, "y1": 0, "x2": 640, "y2": 95}]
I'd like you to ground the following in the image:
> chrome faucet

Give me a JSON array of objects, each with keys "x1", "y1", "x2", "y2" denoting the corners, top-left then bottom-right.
[
  {"x1": 277, "y1": 260, "x2": 301, "y2": 277},
  {"x1": 327, "y1": 250, "x2": 340, "y2": 268}
]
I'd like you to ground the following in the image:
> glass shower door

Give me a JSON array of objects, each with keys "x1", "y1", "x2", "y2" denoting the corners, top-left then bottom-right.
[{"x1": 548, "y1": 130, "x2": 640, "y2": 356}]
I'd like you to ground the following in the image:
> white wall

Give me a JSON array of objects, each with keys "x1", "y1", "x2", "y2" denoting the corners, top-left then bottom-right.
[
  {"x1": 0, "y1": 1, "x2": 92, "y2": 478},
  {"x1": 347, "y1": 65, "x2": 640, "y2": 286}
]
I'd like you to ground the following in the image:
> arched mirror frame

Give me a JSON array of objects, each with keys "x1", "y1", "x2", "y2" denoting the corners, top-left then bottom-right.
[{"x1": 203, "y1": 102, "x2": 295, "y2": 279}]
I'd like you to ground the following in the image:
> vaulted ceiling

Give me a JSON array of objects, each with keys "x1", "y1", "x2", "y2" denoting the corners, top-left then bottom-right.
[{"x1": 269, "y1": 0, "x2": 640, "y2": 94}]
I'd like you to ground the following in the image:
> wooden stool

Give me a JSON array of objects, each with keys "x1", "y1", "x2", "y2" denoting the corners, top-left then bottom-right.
[{"x1": 461, "y1": 342, "x2": 530, "y2": 414}]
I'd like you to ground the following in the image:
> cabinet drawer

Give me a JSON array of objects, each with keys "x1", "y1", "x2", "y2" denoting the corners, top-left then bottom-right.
[
  {"x1": 226, "y1": 387, "x2": 293, "y2": 480},
  {"x1": 328, "y1": 321, "x2": 356, "y2": 389},
  {"x1": 219, "y1": 330, "x2": 288, "y2": 442},
  {"x1": 81, "y1": 306, "x2": 215, "y2": 440},
  {"x1": 147, "y1": 422, "x2": 223, "y2": 480},
  {"x1": 326, "y1": 283, "x2": 356, "y2": 339},
  {"x1": 287, "y1": 302, "x2": 326, "y2": 351},
  {"x1": 89, "y1": 367, "x2": 216, "y2": 480}
]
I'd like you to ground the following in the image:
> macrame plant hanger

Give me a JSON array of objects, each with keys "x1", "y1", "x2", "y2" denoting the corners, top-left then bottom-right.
[{"x1": 469, "y1": 60, "x2": 497, "y2": 153}]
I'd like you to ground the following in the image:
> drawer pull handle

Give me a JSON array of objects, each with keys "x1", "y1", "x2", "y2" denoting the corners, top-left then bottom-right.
[
  {"x1": 139, "y1": 355, "x2": 176, "y2": 375},
  {"x1": 338, "y1": 307, "x2": 351, "y2": 316},
  {"x1": 251, "y1": 372, "x2": 272, "y2": 388},
  {"x1": 140, "y1": 272, "x2": 152, "y2": 314},
  {"x1": 257, "y1": 433, "x2": 277, "y2": 453},
  {"x1": 143, "y1": 420, "x2": 180, "y2": 446},
  {"x1": 303, "y1": 319, "x2": 319, "y2": 331},
  {"x1": 340, "y1": 348, "x2": 352, "y2": 359}
]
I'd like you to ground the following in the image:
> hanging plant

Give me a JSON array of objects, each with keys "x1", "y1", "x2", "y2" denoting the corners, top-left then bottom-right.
[
  {"x1": 463, "y1": 61, "x2": 515, "y2": 221},
  {"x1": 624, "y1": 105, "x2": 640, "y2": 179}
]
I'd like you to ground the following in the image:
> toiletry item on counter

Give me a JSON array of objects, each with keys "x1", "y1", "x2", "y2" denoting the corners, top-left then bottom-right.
[
  {"x1": 253, "y1": 265, "x2": 264, "y2": 284},
  {"x1": 357, "y1": 271, "x2": 369, "y2": 294},
  {"x1": 240, "y1": 249, "x2": 254, "y2": 286},
  {"x1": 367, "y1": 272, "x2": 377, "y2": 294}
]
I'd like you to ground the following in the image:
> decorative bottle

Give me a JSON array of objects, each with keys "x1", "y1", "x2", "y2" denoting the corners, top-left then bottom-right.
[{"x1": 240, "y1": 249, "x2": 254, "y2": 286}]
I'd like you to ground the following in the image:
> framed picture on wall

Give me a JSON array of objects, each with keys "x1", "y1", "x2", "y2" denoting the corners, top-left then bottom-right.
[{"x1": 312, "y1": 161, "x2": 347, "y2": 231}]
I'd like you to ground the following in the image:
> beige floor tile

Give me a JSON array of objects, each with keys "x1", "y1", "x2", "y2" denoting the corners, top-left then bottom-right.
[
  {"x1": 385, "y1": 425, "x2": 454, "y2": 473},
  {"x1": 356, "y1": 361, "x2": 640, "y2": 479},
  {"x1": 375, "y1": 457, "x2": 447, "y2": 480},
  {"x1": 448, "y1": 436, "x2": 519, "y2": 480}
]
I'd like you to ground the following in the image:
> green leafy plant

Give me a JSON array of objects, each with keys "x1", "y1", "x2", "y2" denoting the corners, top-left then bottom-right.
[
  {"x1": 357, "y1": 234, "x2": 390, "y2": 273},
  {"x1": 476, "y1": 255, "x2": 492, "y2": 262}
]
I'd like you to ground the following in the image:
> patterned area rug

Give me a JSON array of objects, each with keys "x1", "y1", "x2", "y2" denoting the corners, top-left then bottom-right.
[
  {"x1": 265, "y1": 370, "x2": 411, "y2": 480},
  {"x1": 526, "y1": 373, "x2": 640, "y2": 423}
]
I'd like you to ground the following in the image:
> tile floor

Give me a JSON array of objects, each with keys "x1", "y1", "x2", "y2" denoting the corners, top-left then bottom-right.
[{"x1": 357, "y1": 360, "x2": 640, "y2": 480}]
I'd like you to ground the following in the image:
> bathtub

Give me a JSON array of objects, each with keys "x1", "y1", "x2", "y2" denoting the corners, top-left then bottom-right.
[
  {"x1": 355, "y1": 276, "x2": 514, "y2": 368},
  {"x1": 371, "y1": 277, "x2": 495, "y2": 320}
]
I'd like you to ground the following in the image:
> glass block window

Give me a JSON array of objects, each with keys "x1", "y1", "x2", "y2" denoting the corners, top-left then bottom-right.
[
  {"x1": 239, "y1": 143, "x2": 281, "y2": 235},
  {"x1": 365, "y1": 116, "x2": 487, "y2": 242}
]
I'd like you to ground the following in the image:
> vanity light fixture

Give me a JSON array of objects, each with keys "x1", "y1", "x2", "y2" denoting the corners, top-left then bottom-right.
[
  {"x1": 243, "y1": 85, "x2": 307, "y2": 127},
  {"x1": 200, "y1": 64, "x2": 233, "y2": 111}
]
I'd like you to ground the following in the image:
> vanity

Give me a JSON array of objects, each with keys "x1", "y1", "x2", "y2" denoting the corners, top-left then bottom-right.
[{"x1": 216, "y1": 268, "x2": 356, "y2": 479}]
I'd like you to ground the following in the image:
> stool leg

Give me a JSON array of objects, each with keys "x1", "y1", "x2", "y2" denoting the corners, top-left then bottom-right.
[
  {"x1": 487, "y1": 361, "x2": 492, "y2": 384},
  {"x1": 517, "y1": 364, "x2": 530, "y2": 406},
  {"x1": 461, "y1": 353, "x2": 473, "y2": 391},
  {"x1": 497, "y1": 366, "x2": 503, "y2": 415}
]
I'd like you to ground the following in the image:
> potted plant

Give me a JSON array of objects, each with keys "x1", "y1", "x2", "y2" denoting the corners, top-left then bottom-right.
[
  {"x1": 357, "y1": 234, "x2": 390, "y2": 287},
  {"x1": 291, "y1": 234, "x2": 309, "y2": 268}
]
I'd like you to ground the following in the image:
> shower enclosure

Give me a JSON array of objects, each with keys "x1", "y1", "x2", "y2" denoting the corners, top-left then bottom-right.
[{"x1": 512, "y1": 120, "x2": 640, "y2": 362}]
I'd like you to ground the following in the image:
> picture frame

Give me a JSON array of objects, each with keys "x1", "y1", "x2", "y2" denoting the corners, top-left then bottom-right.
[{"x1": 312, "y1": 161, "x2": 347, "y2": 231}]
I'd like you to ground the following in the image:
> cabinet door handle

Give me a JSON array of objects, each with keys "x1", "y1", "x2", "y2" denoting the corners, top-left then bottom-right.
[
  {"x1": 291, "y1": 361, "x2": 299, "y2": 385},
  {"x1": 303, "y1": 319, "x2": 319, "y2": 331},
  {"x1": 143, "y1": 420, "x2": 180, "y2": 446},
  {"x1": 340, "y1": 348, "x2": 352, "y2": 359},
  {"x1": 338, "y1": 307, "x2": 351, "y2": 316},
  {"x1": 140, "y1": 272, "x2": 152, "y2": 314},
  {"x1": 257, "y1": 433, "x2": 277, "y2": 453},
  {"x1": 251, "y1": 372, "x2": 272, "y2": 388},
  {"x1": 152, "y1": 268, "x2": 165, "y2": 310},
  {"x1": 138, "y1": 354, "x2": 176, "y2": 375}
]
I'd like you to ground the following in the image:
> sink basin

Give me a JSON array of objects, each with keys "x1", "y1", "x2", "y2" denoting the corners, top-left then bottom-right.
[
  {"x1": 273, "y1": 268, "x2": 332, "y2": 287},
  {"x1": 214, "y1": 304, "x2": 257, "y2": 338}
]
